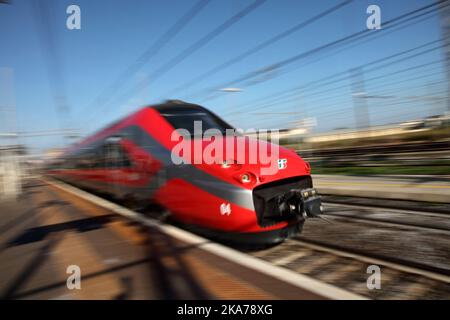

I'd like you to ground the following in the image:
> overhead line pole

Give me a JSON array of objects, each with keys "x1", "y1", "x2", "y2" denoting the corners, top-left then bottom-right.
[
  {"x1": 33, "y1": 0, "x2": 71, "y2": 146},
  {"x1": 439, "y1": 0, "x2": 450, "y2": 112},
  {"x1": 190, "y1": 0, "x2": 449, "y2": 103}
]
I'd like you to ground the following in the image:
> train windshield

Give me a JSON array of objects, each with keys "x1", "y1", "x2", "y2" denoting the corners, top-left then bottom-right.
[{"x1": 159, "y1": 107, "x2": 234, "y2": 138}]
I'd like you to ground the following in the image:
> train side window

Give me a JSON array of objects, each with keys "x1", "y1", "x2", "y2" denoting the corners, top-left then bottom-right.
[
  {"x1": 103, "y1": 139, "x2": 132, "y2": 168},
  {"x1": 94, "y1": 148, "x2": 104, "y2": 168},
  {"x1": 119, "y1": 149, "x2": 131, "y2": 167},
  {"x1": 117, "y1": 145, "x2": 132, "y2": 167}
]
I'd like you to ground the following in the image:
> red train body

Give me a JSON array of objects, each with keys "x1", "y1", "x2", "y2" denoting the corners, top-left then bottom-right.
[{"x1": 48, "y1": 101, "x2": 322, "y2": 244}]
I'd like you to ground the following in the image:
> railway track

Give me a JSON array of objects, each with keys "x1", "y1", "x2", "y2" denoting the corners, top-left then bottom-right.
[
  {"x1": 250, "y1": 237, "x2": 450, "y2": 299},
  {"x1": 322, "y1": 195, "x2": 450, "y2": 215},
  {"x1": 321, "y1": 202, "x2": 450, "y2": 233},
  {"x1": 113, "y1": 191, "x2": 450, "y2": 299},
  {"x1": 249, "y1": 198, "x2": 450, "y2": 299},
  {"x1": 45, "y1": 177, "x2": 450, "y2": 299}
]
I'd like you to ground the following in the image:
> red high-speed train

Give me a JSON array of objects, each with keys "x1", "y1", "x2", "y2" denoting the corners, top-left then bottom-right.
[{"x1": 49, "y1": 100, "x2": 322, "y2": 244}]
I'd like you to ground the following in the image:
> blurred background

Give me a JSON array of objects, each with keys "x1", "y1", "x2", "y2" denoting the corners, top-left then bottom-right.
[
  {"x1": 1, "y1": 0, "x2": 449, "y2": 195},
  {"x1": 0, "y1": 0, "x2": 450, "y2": 300}
]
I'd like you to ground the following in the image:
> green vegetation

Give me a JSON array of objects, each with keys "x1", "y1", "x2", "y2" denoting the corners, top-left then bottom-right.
[
  {"x1": 282, "y1": 126, "x2": 450, "y2": 150},
  {"x1": 280, "y1": 126, "x2": 450, "y2": 176}
]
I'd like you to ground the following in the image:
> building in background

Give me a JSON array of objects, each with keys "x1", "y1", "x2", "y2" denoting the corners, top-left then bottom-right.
[{"x1": 0, "y1": 145, "x2": 25, "y2": 200}]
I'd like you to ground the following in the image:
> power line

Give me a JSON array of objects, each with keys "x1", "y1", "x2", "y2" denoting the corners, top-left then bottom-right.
[
  {"x1": 81, "y1": 0, "x2": 267, "y2": 134},
  {"x1": 73, "y1": 0, "x2": 210, "y2": 123},
  {"x1": 306, "y1": 67, "x2": 446, "y2": 108},
  {"x1": 225, "y1": 13, "x2": 444, "y2": 112},
  {"x1": 438, "y1": 0, "x2": 450, "y2": 112},
  {"x1": 238, "y1": 77, "x2": 447, "y2": 128},
  {"x1": 277, "y1": 80, "x2": 448, "y2": 122},
  {"x1": 224, "y1": 41, "x2": 448, "y2": 116},
  {"x1": 106, "y1": 0, "x2": 267, "y2": 111},
  {"x1": 224, "y1": 60, "x2": 448, "y2": 128},
  {"x1": 189, "y1": 0, "x2": 449, "y2": 103},
  {"x1": 252, "y1": 67, "x2": 447, "y2": 119},
  {"x1": 159, "y1": 0, "x2": 354, "y2": 98},
  {"x1": 243, "y1": 60, "x2": 444, "y2": 116},
  {"x1": 238, "y1": 8, "x2": 441, "y2": 90},
  {"x1": 207, "y1": 1, "x2": 448, "y2": 102},
  {"x1": 33, "y1": 0, "x2": 71, "y2": 145},
  {"x1": 248, "y1": 83, "x2": 448, "y2": 128}
]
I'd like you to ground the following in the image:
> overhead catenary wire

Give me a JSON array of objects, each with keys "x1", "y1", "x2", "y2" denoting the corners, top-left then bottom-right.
[
  {"x1": 304, "y1": 78, "x2": 447, "y2": 119},
  {"x1": 236, "y1": 9, "x2": 442, "y2": 92},
  {"x1": 33, "y1": 0, "x2": 72, "y2": 145},
  {"x1": 244, "y1": 58, "x2": 445, "y2": 113},
  {"x1": 202, "y1": 1, "x2": 449, "y2": 103},
  {"x1": 224, "y1": 41, "x2": 448, "y2": 116},
  {"x1": 81, "y1": 0, "x2": 267, "y2": 134},
  {"x1": 188, "y1": 0, "x2": 449, "y2": 103},
  {"x1": 224, "y1": 63, "x2": 448, "y2": 128},
  {"x1": 223, "y1": 15, "x2": 446, "y2": 112},
  {"x1": 79, "y1": 0, "x2": 450, "y2": 137},
  {"x1": 106, "y1": 0, "x2": 267, "y2": 110},
  {"x1": 242, "y1": 67, "x2": 448, "y2": 118},
  {"x1": 159, "y1": 0, "x2": 354, "y2": 99},
  {"x1": 239, "y1": 66, "x2": 443, "y2": 124},
  {"x1": 73, "y1": 0, "x2": 210, "y2": 124},
  {"x1": 246, "y1": 77, "x2": 449, "y2": 129}
]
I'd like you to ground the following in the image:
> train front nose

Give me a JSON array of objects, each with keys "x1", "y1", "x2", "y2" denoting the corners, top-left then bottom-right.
[
  {"x1": 252, "y1": 176, "x2": 323, "y2": 227},
  {"x1": 275, "y1": 188, "x2": 323, "y2": 219}
]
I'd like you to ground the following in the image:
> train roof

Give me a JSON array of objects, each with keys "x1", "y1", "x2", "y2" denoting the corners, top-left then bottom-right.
[
  {"x1": 151, "y1": 100, "x2": 209, "y2": 113},
  {"x1": 62, "y1": 100, "x2": 229, "y2": 157}
]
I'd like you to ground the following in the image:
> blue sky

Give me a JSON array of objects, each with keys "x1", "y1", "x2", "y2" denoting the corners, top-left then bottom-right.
[{"x1": 0, "y1": 0, "x2": 447, "y2": 153}]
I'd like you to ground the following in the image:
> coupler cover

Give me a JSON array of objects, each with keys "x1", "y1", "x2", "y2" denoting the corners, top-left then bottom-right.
[{"x1": 299, "y1": 188, "x2": 323, "y2": 218}]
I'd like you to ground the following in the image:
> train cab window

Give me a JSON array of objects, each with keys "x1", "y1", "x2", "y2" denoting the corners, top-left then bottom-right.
[{"x1": 158, "y1": 105, "x2": 233, "y2": 138}]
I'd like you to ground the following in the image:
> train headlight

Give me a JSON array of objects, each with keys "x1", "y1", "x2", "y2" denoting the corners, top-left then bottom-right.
[
  {"x1": 241, "y1": 173, "x2": 251, "y2": 183},
  {"x1": 233, "y1": 172, "x2": 256, "y2": 184}
]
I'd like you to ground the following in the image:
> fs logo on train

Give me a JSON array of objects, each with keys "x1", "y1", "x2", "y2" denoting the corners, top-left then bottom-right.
[{"x1": 278, "y1": 159, "x2": 287, "y2": 170}]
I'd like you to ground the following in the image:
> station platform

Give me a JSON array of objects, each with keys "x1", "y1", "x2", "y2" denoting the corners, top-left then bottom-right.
[
  {"x1": 313, "y1": 174, "x2": 450, "y2": 203},
  {"x1": 0, "y1": 178, "x2": 361, "y2": 300}
]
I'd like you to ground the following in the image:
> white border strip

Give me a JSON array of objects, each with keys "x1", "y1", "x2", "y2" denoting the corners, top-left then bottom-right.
[{"x1": 44, "y1": 178, "x2": 367, "y2": 300}]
